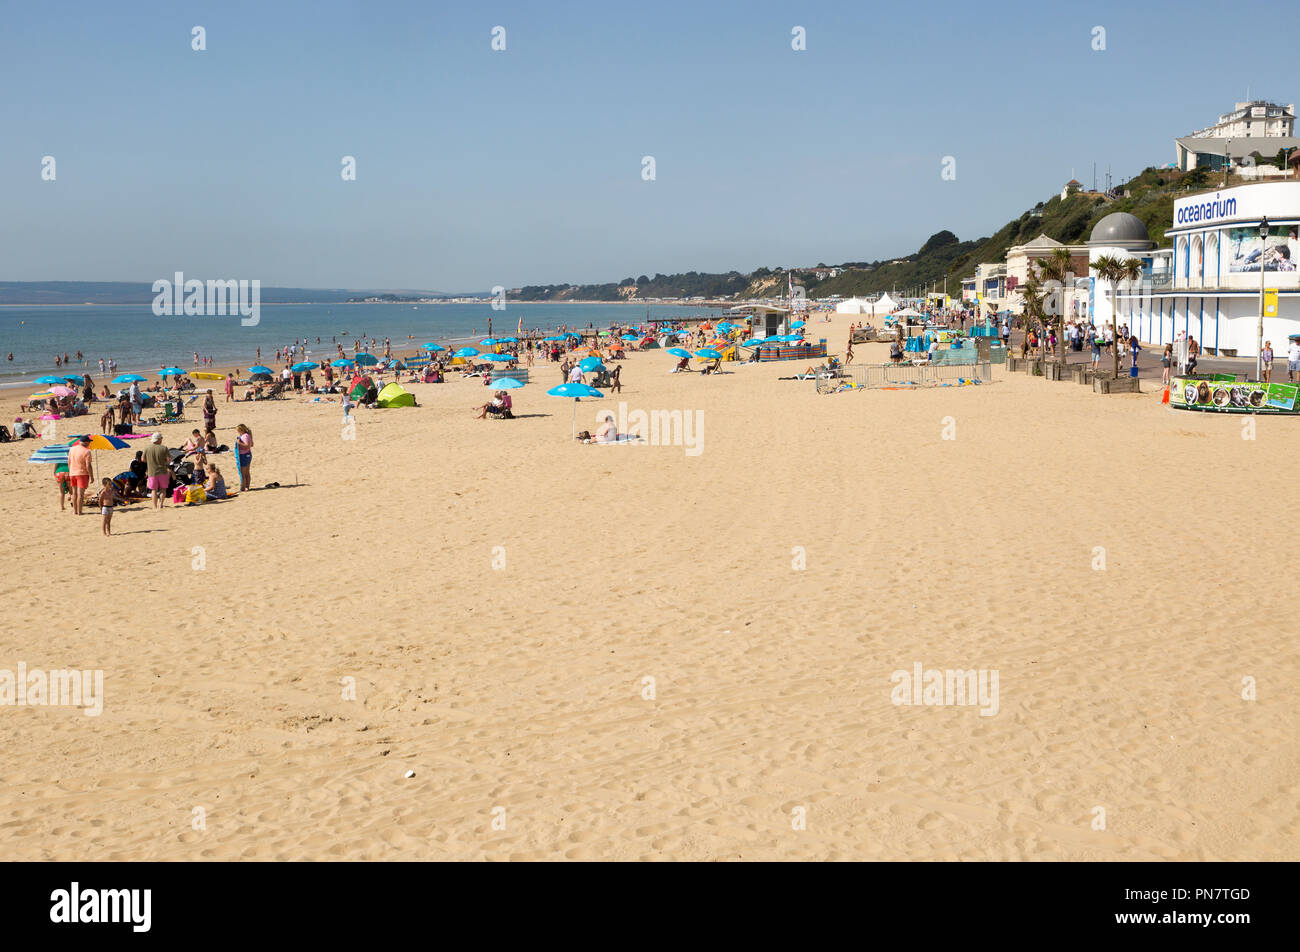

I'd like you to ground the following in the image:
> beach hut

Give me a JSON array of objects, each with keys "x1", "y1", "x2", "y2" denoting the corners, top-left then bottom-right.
[{"x1": 376, "y1": 383, "x2": 415, "y2": 408}]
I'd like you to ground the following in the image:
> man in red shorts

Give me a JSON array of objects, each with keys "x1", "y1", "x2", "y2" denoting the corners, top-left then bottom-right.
[{"x1": 67, "y1": 435, "x2": 92, "y2": 516}]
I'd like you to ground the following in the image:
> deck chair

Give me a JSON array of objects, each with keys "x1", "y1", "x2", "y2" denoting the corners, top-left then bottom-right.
[{"x1": 161, "y1": 401, "x2": 183, "y2": 423}]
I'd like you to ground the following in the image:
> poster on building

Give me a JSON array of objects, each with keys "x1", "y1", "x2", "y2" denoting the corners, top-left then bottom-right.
[{"x1": 1225, "y1": 226, "x2": 1300, "y2": 276}]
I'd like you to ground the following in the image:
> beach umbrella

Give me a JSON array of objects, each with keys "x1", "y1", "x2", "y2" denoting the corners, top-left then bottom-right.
[
  {"x1": 542, "y1": 336, "x2": 565, "y2": 342},
  {"x1": 291, "y1": 361, "x2": 319, "y2": 371},
  {"x1": 422, "y1": 343, "x2": 445, "y2": 351},
  {"x1": 247, "y1": 365, "x2": 272, "y2": 375},
  {"x1": 48, "y1": 385, "x2": 76, "y2": 397},
  {"x1": 34, "y1": 375, "x2": 64, "y2": 386},
  {"x1": 453, "y1": 347, "x2": 480, "y2": 359},
  {"x1": 695, "y1": 348, "x2": 723, "y2": 359},
  {"x1": 62, "y1": 375, "x2": 85, "y2": 383},
  {"x1": 28, "y1": 391, "x2": 55, "y2": 400},
  {"x1": 112, "y1": 373, "x2": 147, "y2": 384},
  {"x1": 331, "y1": 359, "x2": 354, "y2": 367},
  {"x1": 354, "y1": 353, "x2": 379, "y2": 367},
  {"x1": 481, "y1": 353, "x2": 515, "y2": 362},
  {"x1": 159, "y1": 367, "x2": 185, "y2": 376},
  {"x1": 491, "y1": 377, "x2": 525, "y2": 389},
  {"x1": 579, "y1": 356, "x2": 604, "y2": 372},
  {"x1": 499, "y1": 337, "x2": 519, "y2": 343},
  {"x1": 791, "y1": 320, "x2": 806, "y2": 329},
  {"x1": 479, "y1": 338, "x2": 499, "y2": 346},
  {"x1": 620, "y1": 334, "x2": 639, "y2": 342},
  {"x1": 249, "y1": 372, "x2": 272, "y2": 382},
  {"x1": 67, "y1": 433, "x2": 130, "y2": 451},
  {"x1": 741, "y1": 338, "x2": 764, "y2": 347},
  {"x1": 27, "y1": 443, "x2": 70, "y2": 464},
  {"x1": 547, "y1": 383, "x2": 603, "y2": 439},
  {"x1": 566, "y1": 332, "x2": 582, "y2": 339},
  {"x1": 667, "y1": 347, "x2": 691, "y2": 358},
  {"x1": 65, "y1": 433, "x2": 130, "y2": 485}
]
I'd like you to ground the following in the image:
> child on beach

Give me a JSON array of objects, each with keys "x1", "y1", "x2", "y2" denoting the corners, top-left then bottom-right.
[{"x1": 97, "y1": 477, "x2": 125, "y2": 536}]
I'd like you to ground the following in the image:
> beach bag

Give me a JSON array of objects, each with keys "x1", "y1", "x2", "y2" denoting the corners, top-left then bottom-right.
[
  {"x1": 0, "y1": 426, "x2": 10, "y2": 443},
  {"x1": 172, "y1": 486, "x2": 188, "y2": 505},
  {"x1": 186, "y1": 485, "x2": 206, "y2": 504}
]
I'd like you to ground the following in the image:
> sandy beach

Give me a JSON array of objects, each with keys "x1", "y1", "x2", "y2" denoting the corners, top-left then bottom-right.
[{"x1": 1, "y1": 309, "x2": 1297, "y2": 861}]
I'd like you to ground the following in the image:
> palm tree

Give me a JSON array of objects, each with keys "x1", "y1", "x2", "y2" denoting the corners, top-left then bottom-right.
[
  {"x1": 1035, "y1": 247, "x2": 1074, "y2": 373},
  {"x1": 1020, "y1": 274, "x2": 1047, "y2": 372},
  {"x1": 1090, "y1": 255, "x2": 1145, "y2": 379}
]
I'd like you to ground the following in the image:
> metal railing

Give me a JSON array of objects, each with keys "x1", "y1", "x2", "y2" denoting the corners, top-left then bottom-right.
[{"x1": 816, "y1": 361, "x2": 992, "y2": 393}]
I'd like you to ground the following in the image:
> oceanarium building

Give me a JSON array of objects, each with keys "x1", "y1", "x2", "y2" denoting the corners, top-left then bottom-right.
[{"x1": 1101, "y1": 182, "x2": 1300, "y2": 356}]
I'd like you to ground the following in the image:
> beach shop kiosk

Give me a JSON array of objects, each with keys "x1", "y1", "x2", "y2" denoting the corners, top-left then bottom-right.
[{"x1": 728, "y1": 304, "x2": 789, "y2": 338}]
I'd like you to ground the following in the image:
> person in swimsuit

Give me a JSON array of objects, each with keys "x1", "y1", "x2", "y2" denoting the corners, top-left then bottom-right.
[
  {"x1": 203, "y1": 390, "x2": 217, "y2": 431},
  {"x1": 97, "y1": 477, "x2": 125, "y2": 536}
]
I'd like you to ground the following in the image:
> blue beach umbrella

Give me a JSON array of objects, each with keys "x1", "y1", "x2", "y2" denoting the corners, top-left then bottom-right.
[
  {"x1": 291, "y1": 361, "x2": 319, "y2": 371},
  {"x1": 666, "y1": 347, "x2": 691, "y2": 359},
  {"x1": 112, "y1": 374, "x2": 148, "y2": 383},
  {"x1": 478, "y1": 338, "x2": 499, "y2": 346},
  {"x1": 453, "y1": 347, "x2": 480, "y2": 359},
  {"x1": 791, "y1": 320, "x2": 806, "y2": 329},
  {"x1": 247, "y1": 365, "x2": 272, "y2": 375},
  {"x1": 547, "y1": 383, "x2": 604, "y2": 439},
  {"x1": 331, "y1": 359, "x2": 354, "y2": 367},
  {"x1": 159, "y1": 367, "x2": 185, "y2": 376},
  {"x1": 34, "y1": 375, "x2": 65, "y2": 385},
  {"x1": 481, "y1": 353, "x2": 514, "y2": 362},
  {"x1": 542, "y1": 336, "x2": 565, "y2": 342},
  {"x1": 579, "y1": 356, "x2": 604, "y2": 372},
  {"x1": 499, "y1": 337, "x2": 519, "y2": 343},
  {"x1": 422, "y1": 342, "x2": 445, "y2": 352},
  {"x1": 741, "y1": 338, "x2": 765, "y2": 347},
  {"x1": 620, "y1": 334, "x2": 639, "y2": 341},
  {"x1": 565, "y1": 332, "x2": 582, "y2": 339},
  {"x1": 354, "y1": 353, "x2": 379, "y2": 367},
  {"x1": 27, "y1": 443, "x2": 70, "y2": 464},
  {"x1": 491, "y1": 377, "x2": 525, "y2": 389},
  {"x1": 695, "y1": 348, "x2": 722, "y2": 360},
  {"x1": 61, "y1": 375, "x2": 85, "y2": 383}
]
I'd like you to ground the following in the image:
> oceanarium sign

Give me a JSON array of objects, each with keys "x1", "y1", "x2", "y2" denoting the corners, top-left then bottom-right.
[{"x1": 1172, "y1": 182, "x2": 1300, "y2": 230}]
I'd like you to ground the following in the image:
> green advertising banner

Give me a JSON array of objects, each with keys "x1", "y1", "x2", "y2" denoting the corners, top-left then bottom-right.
[{"x1": 1170, "y1": 376, "x2": 1300, "y2": 413}]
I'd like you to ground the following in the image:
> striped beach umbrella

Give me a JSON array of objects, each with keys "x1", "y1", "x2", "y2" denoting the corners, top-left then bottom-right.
[{"x1": 27, "y1": 443, "x2": 70, "y2": 464}]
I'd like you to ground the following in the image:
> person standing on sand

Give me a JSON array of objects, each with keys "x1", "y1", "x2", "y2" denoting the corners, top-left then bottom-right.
[
  {"x1": 97, "y1": 477, "x2": 125, "y2": 536},
  {"x1": 67, "y1": 435, "x2": 93, "y2": 515},
  {"x1": 235, "y1": 424, "x2": 253, "y2": 492},
  {"x1": 143, "y1": 433, "x2": 171, "y2": 509},
  {"x1": 225, "y1": 373, "x2": 235, "y2": 402},
  {"x1": 844, "y1": 337, "x2": 854, "y2": 367},
  {"x1": 1161, "y1": 344, "x2": 1173, "y2": 386},
  {"x1": 203, "y1": 390, "x2": 217, "y2": 432}
]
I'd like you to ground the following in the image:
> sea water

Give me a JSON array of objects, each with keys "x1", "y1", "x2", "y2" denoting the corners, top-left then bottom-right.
[{"x1": 0, "y1": 301, "x2": 704, "y2": 388}]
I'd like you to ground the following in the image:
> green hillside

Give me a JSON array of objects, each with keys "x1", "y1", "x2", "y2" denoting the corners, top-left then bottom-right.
[{"x1": 505, "y1": 166, "x2": 1192, "y2": 304}]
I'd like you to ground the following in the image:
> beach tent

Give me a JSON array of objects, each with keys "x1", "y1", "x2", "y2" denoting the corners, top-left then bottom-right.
[
  {"x1": 835, "y1": 298, "x2": 872, "y2": 315},
  {"x1": 874, "y1": 293, "x2": 899, "y2": 312},
  {"x1": 376, "y1": 383, "x2": 415, "y2": 408}
]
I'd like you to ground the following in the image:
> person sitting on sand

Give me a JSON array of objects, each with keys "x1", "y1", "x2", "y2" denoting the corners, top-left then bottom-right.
[
  {"x1": 205, "y1": 463, "x2": 228, "y2": 499},
  {"x1": 671, "y1": 356, "x2": 691, "y2": 373},
  {"x1": 594, "y1": 412, "x2": 618, "y2": 443},
  {"x1": 203, "y1": 427, "x2": 219, "y2": 452},
  {"x1": 12, "y1": 417, "x2": 39, "y2": 439},
  {"x1": 182, "y1": 429, "x2": 204, "y2": 455},
  {"x1": 475, "y1": 391, "x2": 512, "y2": 419}
]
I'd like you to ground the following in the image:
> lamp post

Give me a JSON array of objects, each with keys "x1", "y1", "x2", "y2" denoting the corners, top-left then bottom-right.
[{"x1": 1257, "y1": 216, "x2": 1270, "y2": 381}]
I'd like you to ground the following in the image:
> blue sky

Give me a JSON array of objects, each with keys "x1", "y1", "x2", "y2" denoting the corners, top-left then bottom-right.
[{"x1": 2, "y1": 0, "x2": 1298, "y2": 290}]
